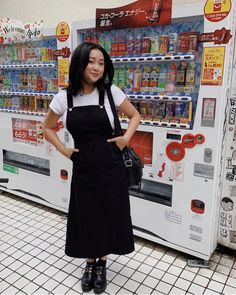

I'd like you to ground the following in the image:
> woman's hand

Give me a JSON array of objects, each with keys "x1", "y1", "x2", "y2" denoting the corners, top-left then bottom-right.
[
  {"x1": 63, "y1": 148, "x2": 79, "y2": 159},
  {"x1": 107, "y1": 136, "x2": 129, "y2": 150}
]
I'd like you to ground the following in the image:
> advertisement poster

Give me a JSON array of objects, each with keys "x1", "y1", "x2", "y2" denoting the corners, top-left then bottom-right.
[
  {"x1": 56, "y1": 21, "x2": 70, "y2": 42},
  {"x1": 58, "y1": 59, "x2": 69, "y2": 87},
  {"x1": 204, "y1": 0, "x2": 231, "y2": 22},
  {"x1": 96, "y1": 0, "x2": 172, "y2": 30},
  {"x1": 0, "y1": 18, "x2": 43, "y2": 44},
  {"x1": 201, "y1": 46, "x2": 225, "y2": 86},
  {"x1": 12, "y1": 118, "x2": 44, "y2": 146}
]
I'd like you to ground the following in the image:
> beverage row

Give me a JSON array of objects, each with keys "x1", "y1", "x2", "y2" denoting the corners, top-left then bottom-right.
[
  {"x1": 114, "y1": 62, "x2": 196, "y2": 95},
  {"x1": 0, "y1": 69, "x2": 58, "y2": 93},
  {"x1": 0, "y1": 96, "x2": 51, "y2": 112},
  {"x1": 82, "y1": 29, "x2": 199, "y2": 57},
  {"x1": 125, "y1": 100, "x2": 192, "y2": 124},
  {"x1": 0, "y1": 95, "x2": 192, "y2": 125},
  {"x1": 0, "y1": 38, "x2": 57, "y2": 64}
]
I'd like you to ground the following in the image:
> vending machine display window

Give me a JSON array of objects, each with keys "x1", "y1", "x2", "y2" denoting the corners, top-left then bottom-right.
[{"x1": 78, "y1": 16, "x2": 204, "y2": 130}]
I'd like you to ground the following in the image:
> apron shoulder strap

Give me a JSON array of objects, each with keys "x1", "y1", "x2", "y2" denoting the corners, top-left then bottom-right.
[
  {"x1": 98, "y1": 86, "x2": 105, "y2": 107},
  {"x1": 66, "y1": 88, "x2": 73, "y2": 109}
]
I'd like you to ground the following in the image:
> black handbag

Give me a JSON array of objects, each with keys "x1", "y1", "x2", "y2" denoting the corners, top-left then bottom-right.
[{"x1": 106, "y1": 86, "x2": 143, "y2": 188}]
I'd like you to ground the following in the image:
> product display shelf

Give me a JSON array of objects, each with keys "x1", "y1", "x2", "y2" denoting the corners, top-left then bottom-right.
[
  {"x1": 120, "y1": 116, "x2": 190, "y2": 129},
  {"x1": 0, "y1": 62, "x2": 55, "y2": 69},
  {"x1": 111, "y1": 53, "x2": 195, "y2": 63}
]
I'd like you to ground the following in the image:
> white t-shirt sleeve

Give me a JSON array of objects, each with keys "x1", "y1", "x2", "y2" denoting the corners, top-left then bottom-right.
[
  {"x1": 110, "y1": 84, "x2": 126, "y2": 107},
  {"x1": 49, "y1": 90, "x2": 67, "y2": 116}
]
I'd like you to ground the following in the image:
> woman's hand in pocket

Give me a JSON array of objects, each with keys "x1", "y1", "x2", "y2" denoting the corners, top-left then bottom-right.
[
  {"x1": 107, "y1": 136, "x2": 128, "y2": 150},
  {"x1": 63, "y1": 148, "x2": 79, "y2": 159}
]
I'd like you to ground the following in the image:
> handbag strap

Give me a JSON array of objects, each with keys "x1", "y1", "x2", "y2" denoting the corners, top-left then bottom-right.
[
  {"x1": 106, "y1": 86, "x2": 132, "y2": 164},
  {"x1": 106, "y1": 86, "x2": 123, "y2": 137}
]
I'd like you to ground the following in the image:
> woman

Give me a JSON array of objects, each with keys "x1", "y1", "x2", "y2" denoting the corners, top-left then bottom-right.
[{"x1": 43, "y1": 42, "x2": 140, "y2": 294}]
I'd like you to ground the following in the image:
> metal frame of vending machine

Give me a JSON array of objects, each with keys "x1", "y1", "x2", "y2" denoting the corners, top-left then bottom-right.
[
  {"x1": 72, "y1": 0, "x2": 236, "y2": 260},
  {"x1": 0, "y1": 25, "x2": 73, "y2": 212}
]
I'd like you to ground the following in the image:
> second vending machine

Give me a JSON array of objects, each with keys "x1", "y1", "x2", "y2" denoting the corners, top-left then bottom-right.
[{"x1": 72, "y1": 0, "x2": 235, "y2": 260}]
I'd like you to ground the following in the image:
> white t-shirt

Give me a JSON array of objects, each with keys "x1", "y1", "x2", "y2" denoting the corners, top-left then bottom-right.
[{"x1": 49, "y1": 84, "x2": 126, "y2": 128}]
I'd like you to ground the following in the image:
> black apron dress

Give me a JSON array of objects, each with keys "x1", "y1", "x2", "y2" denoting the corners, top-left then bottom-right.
[{"x1": 65, "y1": 90, "x2": 134, "y2": 258}]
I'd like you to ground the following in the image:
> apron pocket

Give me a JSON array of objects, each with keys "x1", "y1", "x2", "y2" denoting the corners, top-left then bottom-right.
[{"x1": 70, "y1": 151, "x2": 80, "y2": 163}]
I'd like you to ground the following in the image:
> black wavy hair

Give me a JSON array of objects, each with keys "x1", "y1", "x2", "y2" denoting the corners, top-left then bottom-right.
[{"x1": 68, "y1": 42, "x2": 114, "y2": 96}]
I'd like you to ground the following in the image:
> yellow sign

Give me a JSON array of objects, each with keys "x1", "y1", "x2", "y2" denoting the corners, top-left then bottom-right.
[
  {"x1": 56, "y1": 21, "x2": 70, "y2": 42},
  {"x1": 58, "y1": 59, "x2": 69, "y2": 87},
  {"x1": 201, "y1": 46, "x2": 225, "y2": 86},
  {"x1": 204, "y1": 0, "x2": 231, "y2": 22}
]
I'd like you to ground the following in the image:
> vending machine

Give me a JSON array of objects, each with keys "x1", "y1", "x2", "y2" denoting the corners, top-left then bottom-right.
[
  {"x1": 72, "y1": 0, "x2": 235, "y2": 260},
  {"x1": 0, "y1": 20, "x2": 72, "y2": 212}
]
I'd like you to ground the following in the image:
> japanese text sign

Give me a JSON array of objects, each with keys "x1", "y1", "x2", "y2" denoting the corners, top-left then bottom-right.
[{"x1": 96, "y1": 0, "x2": 172, "y2": 31}]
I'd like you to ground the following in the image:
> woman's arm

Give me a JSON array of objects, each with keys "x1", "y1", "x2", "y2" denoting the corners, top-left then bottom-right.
[
  {"x1": 107, "y1": 98, "x2": 141, "y2": 149},
  {"x1": 43, "y1": 108, "x2": 78, "y2": 158}
]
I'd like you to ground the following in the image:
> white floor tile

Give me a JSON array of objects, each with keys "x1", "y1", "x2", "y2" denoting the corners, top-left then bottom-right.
[
  {"x1": 180, "y1": 269, "x2": 196, "y2": 281},
  {"x1": 112, "y1": 274, "x2": 128, "y2": 286},
  {"x1": 137, "y1": 263, "x2": 152, "y2": 274},
  {"x1": 131, "y1": 270, "x2": 147, "y2": 283},
  {"x1": 106, "y1": 282, "x2": 120, "y2": 294},
  {"x1": 212, "y1": 272, "x2": 227, "y2": 284},
  {"x1": 2, "y1": 285, "x2": 19, "y2": 294},
  {"x1": 155, "y1": 281, "x2": 172, "y2": 294},
  {"x1": 13, "y1": 277, "x2": 31, "y2": 289},
  {"x1": 223, "y1": 285, "x2": 236, "y2": 295},
  {"x1": 188, "y1": 282, "x2": 205, "y2": 294},
  {"x1": 193, "y1": 274, "x2": 210, "y2": 287},
  {"x1": 0, "y1": 281, "x2": 10, "y2": 292},
  {"x1": 227, "y1": 276, "x2": 236, "y2": 288},
  {"x1": 4, "y1": 272, "x2": 21, "y2": 284},
  {"x1": 174, "y1": 277, "x2": 191, "y2": 291},
  {"x1": 42, "y1": 278, "x2": 59, "y2": 292},
  {"x1": 33, "y1": 273, "x2": 49, "y2": 286},
  {"x1": 21, "y1": 282, "x2": 39, "y2": 294},
  {"x1": 62, "y1": 275, "x2": 78, "y2": 288},
  {"x1": 208, "y1": 280, "x2": 224, "y2": 293},
  {"x1": 136, "y1": 284, "x2": 153, "y2": 295},
  {"x1": 162, "y1": 272, "x2": 178, "y2": 285},
  {"x1": 143, "y1": 276, "x2": 159, "y2": 289},
  {"x1": 52, "y1": 283, "x2": 70, "y2": 295},
  {"x1": 123, "y1": 279, "x2": 140, "y2": 292}
]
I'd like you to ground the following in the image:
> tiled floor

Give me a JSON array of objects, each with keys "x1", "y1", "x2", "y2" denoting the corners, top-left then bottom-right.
[{"x1": 1, "y1": 192, "x2": 236, "y2": 295}]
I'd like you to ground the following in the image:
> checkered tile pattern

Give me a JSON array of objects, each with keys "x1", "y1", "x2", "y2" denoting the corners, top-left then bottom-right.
[{"x1": 1, "y1": 191, "x2": 236, "y2": 294}]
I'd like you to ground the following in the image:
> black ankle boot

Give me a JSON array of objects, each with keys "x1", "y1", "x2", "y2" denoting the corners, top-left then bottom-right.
[
  {"x1": 81, "y1": 261, "x2": 96, "y2": 292},
  {"x1": 94, "y1": 260, "x2": 107, "y2": 294}
]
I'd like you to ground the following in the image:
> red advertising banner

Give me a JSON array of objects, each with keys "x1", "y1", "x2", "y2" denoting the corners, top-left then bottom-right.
[
  {"x1": 12, "y1": 118, "x2": 44, "y2": 146},
  {"x1": 96, "y1": 0, "x2": 172, "y2": 31}
]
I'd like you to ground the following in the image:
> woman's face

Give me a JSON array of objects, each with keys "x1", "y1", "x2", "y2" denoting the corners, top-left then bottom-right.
[{"x1": 83, "y1": 49, "x2": 105, "y2": 86}]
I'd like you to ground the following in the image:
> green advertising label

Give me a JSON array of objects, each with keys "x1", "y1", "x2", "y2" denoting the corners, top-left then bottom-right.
[{"x1": 3, "y1": 164, "x2": 19, "y2": 174}]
